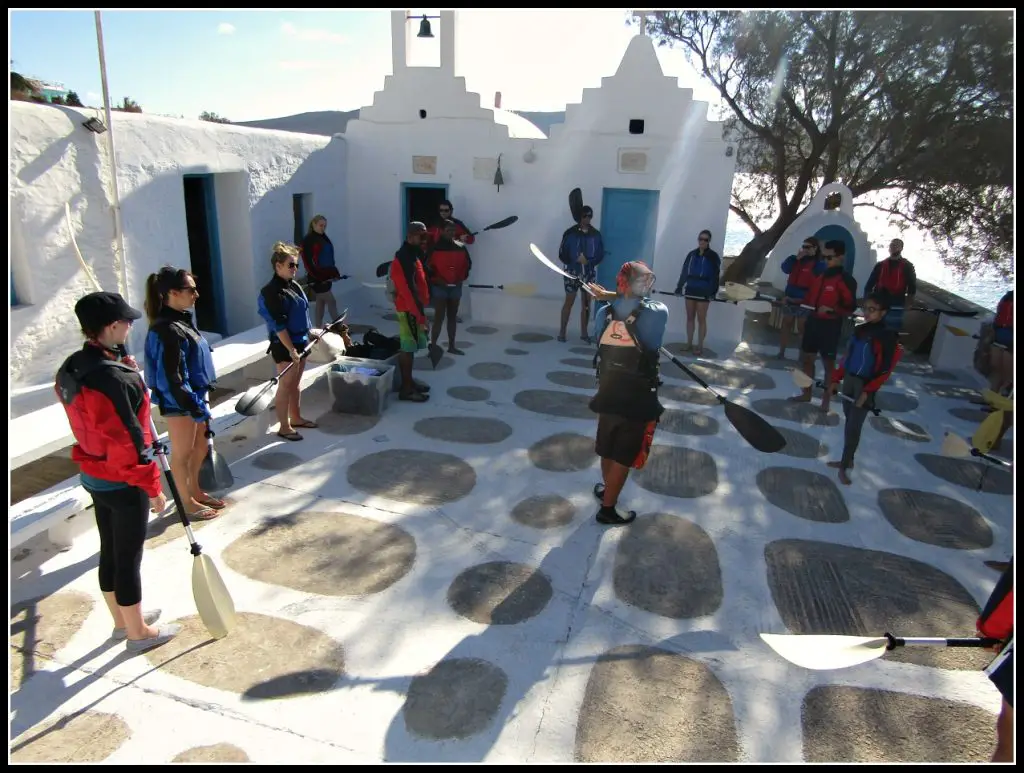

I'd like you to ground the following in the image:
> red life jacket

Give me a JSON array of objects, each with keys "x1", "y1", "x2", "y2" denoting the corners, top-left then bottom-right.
[
  {"x1": 978, "y1": 561, "x2": 1013, "y2": 643},
  {"x1": 428, "y1": 245, "x2": 470, "y2": 285},
  {"x1": 877, "y1": 258, "x2": 909, "y2": 297},
  {"x1": 994, "y1": 292, "x2": 1013, "y2": 329},
  {"x1": 54, "y1": 347, "x2": 158, "y2": 490},
  {"x1": 806, "y1": 270, "x2": 856, "y2": 320},
  {"x1": 786, "y1": 257, "x2": 820, "y2": 293}
]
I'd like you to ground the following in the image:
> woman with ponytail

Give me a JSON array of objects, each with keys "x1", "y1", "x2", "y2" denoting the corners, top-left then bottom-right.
[
  {"x1": 300, "y1": 214, "x2": 341, "y2": 328},
  {"x1": 143, "y1": 266, "x2": 222, "y2": 521}
]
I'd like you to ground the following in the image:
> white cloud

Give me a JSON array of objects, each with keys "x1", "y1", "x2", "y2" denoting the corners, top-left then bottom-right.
[
  {"x1": 281, "y1": 21, "x2": 347, "y2": 45},
  {"x1": 217, "y1": 22, "x2": 235, "y2": 36}
]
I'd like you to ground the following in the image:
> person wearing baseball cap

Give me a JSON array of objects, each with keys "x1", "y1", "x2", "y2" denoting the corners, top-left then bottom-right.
[{"x1": 55, "y1": 291, "x2": 180, "y2": 654}]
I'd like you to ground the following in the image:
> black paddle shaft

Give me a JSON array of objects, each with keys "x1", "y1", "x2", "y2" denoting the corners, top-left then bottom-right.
[{"x1": 659, "y1": 347, "x2": 724, "y2": 403}]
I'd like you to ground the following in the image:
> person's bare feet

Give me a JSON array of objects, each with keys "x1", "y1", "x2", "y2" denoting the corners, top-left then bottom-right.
[
  {"x1": 826, "y1": 460, "x2": 854, "y2": 470},
  {"x1": 837, "y1": 468, "x2": 852, "y2": 485},
  {"x1": 820, "y1": 401, "x2": 831, "y2": 414}
]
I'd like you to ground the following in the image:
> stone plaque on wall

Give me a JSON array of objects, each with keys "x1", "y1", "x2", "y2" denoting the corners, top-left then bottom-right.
[
  {"x1": 473, "y1": 157, "x2": 498, "y2": 181},
  {"x1": 412, "y1": 156, "x2": 437, "y2": 175},
  {"x1": 618, "y1": 148, "x2": 648, "y2": 174}
]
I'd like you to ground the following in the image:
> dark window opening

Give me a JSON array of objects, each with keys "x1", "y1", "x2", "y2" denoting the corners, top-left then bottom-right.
[
  {"x1": 419, "y1": 109, "x2": 427, "y2": 119},
  {"x1": 628, "y1": 119, "x2": 645, "y2": 135},
  {"x1": 404, "y1": 186, "x2": 447, "y2": 236},
  {"x1": 293, "y1": 194, "x2": 304, "y2": 244}
]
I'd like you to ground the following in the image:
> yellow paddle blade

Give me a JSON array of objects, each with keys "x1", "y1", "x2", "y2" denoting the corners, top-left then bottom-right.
[
  {"x1": 972, "y1": 409, "x2": 1005, "y2": 454},
  {"x1": 941, "y1": 431, "x2": 972, "y2": 458},
  {"x1": 501, "y1": 282, "x2": 537, "y2": 297},
  {"x1": 790, "y1": 368, "x2": 814, "y2": 389},
  {"x1": 982, "y1": 389, "x2": 1014, "y2": 412},
  {"x1": 192, "y1": 553, "x2": 236, "y2": 639}
]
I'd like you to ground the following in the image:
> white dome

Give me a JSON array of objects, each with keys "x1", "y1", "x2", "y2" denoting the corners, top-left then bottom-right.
[{"x1": 490, "y1": 108, "x2": 547, "y2": 139}]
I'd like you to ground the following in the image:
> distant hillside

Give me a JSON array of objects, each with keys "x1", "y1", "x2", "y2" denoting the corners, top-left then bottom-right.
[{"x1": 235, "y1": 109, "x2": 567, "y2": 137}]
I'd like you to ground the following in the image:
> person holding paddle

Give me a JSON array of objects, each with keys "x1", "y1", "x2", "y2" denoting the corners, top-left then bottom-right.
[
  {"x1": 299, "y1": 214, "x2": 341, "y2": 329},
  {"x1": 257, "y1": 242, "x2": 319, "y2": 440},
  {"x1": 426, "y1": 219, "x2": 471, "y2": 355},
  {"x1": 863, "y1": 238, "x2": 917, "y2": 332},
  {"x1": 587, "y1": 261, "x2": 668, "y2": 526},
  {"x1": 389, "y1": 222, "x2": 432, "y2": 403},
  {"x1": 775, "y1": 237, "x2": 824, "y2": 360},
  {"x1": 427, "y1": 199, "x2": 475, "y2": 249},
  {"x1": 143, "y1": 267, "x2": 223, "y2": 520},
  {"x1": 673, "y1": 229, "x2": 721, "y2": 357},
  {"x1": 790, "y1": 240, "x2": 858, "y2": 414},
  {"x1": 824, "y1": 291, "x2": 903, "y2": 485},
  {"x1": 57, "y1": 292, "x2": 181, "y2": 654},
  {"x1": 557, "y1": 205, "x2": 604, "y2": 343}
]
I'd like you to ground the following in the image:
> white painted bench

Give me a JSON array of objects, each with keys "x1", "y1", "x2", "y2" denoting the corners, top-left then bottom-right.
[{"x1": 10, "y1": 357, "x2": 334, "y2": 551}]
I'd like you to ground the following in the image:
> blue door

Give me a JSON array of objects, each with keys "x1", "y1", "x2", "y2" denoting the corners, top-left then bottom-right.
[
  {"x1": 597, "y1": 188, "x2": 660, "y2": 291},
  {"x1": 814, "y1": 224, "x2": 856, "y2": 276}
]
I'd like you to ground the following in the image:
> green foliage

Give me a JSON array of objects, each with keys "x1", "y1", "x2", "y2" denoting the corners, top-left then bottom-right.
[{"x1": 199, "y1": 111, "x2": 231, "y2": 124}]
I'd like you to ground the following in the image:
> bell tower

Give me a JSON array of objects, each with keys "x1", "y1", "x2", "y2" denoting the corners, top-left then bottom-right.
[{"x1": 390, "y1": 10, "x2": 458, "y2": 77}]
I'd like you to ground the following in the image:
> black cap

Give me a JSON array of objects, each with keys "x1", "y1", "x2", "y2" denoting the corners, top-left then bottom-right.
[{"x1": 74, "y1": 291, "x2": 143, "y2": 332}]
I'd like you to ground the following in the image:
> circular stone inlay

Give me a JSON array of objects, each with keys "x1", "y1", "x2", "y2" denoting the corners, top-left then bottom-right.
[
  {"x1": 560, "y1": 357, "x2": 596, "y2": 370},
  {"x1": 315, "y1": 412, "x2": 381, "y2": 436},
  {"x1": 868, "y1": 416, "x2": 930, "y2": 443},
  {"x1": 659, "y1": 408, "x2": 720, "y2": 437},
  {"x1": 465, "y1": 325, "x2": 497, "y2": 335},
  {"x1": 664, "y1": 342, "x2": 719, "y2": 360},
  {"x1": 920, "y1": 383, "x2": 981, "y2": 401},
  {"x1": 878, "y1": 489, "x2": 993, "y2": 549},
  {"x1": 756, "y1": 468, "x2": 849, "y2": 523},
  {"x1": 448, "y1": 385, "x2": 490, "y2": 402},
  {"x1": 914, "y1": 453, "x2": 1013, "y2": 496},
  {"x1": 802, "y1": 686, "x2": 996, "y2": 763},
  {"x1": 614, "y1": 514, "x2": 722, "y2": 618},
  {"x1": 144, "y1": 612, "x2": 346, "y2": 698},
  {"x1": 348, "y1": 449, "x2": 477, "y2": 504},
  {"x1": 528, "y1": 432, "x2": 595, "y2": 472},
  {"x1": 223, "y1": 511, "x2": 416, "y2": 596},
  {"x1": 546, "y1": 370, "x2": 595, "y2": 390},
  {"x1": 447, "y1": 561, "x2": 553, "y2": 624},
  {"x1": 514, "y1": 389, "x2": 594, "y2": 420},
  {"x1": 172, "y1": 744, "x2": 250, "y2": 763},
  {"x1": 504, "y1": 348, "x2": 529, "y2": 356},
  {"x1": 403, "y1": 658, "x2": 509, "y2": 740},
  {"x1": 659, "y1": 383, "x2": 721, "y2": 407},
  {"x1": 764, "y1": 539, "x2": 991, "y2": 670},
  {"x1": 146, "y1": 507, "x2": 217, "y2": 549},
  {"x1": 253, "y1": 451, "x2": 303, "y2": 471},
  {"x1": 774, "y1": 426, "x2": 828, "y2": 459},
  {"x1": 751, "y1": 398, "x2": 840, "y2": 427},
  {"x1": 664, "y1": 361, "x2": 776, "y2": 391},
  {"x1": 872, "y1": 391, "x2": 919, "y2": 413},
  {"x1": 10, "y1": 591, "x2": 94, "y2": 692},
  {"x1": 10, "y1": 711, "x2": 130, "y2": 763},
  {"x1": 576, "y1": 645, "x2": 739, "y2": 763},
  {"x1": 569, "y1": 346, "x2": 596, "y2": 355},
  {"x1": 413, "y1": 353, "x2": 455, "y2": 371},
  {"x1": 634, "y1": 446, "x2": 718, "y2": 499},
  {"x1": 512, "y1": 332, "x2": 554, "y2": 343},
  {"x1": 414, "y1": 416, "x2": 513, "y2": 444},
  {"x1": 949, "y1": 406, "x2": 992, "y2": 423},
  {"x1": 511, "y1": 494, "x2": 576, "y2": 529},
  {"x1": 468, "y1": 362, "x2": 516, "y2": 381},
  {"x1": 452, "y1": 340, "x2": 474, "y2": 348}
]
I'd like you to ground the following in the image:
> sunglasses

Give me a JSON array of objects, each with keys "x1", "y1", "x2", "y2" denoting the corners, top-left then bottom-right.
[
  {"x1": 177, "y1": 286, "x2": 199, "y2": 295},
  {"x1": 286, "y1": 262, "x2": 299, "y2": 268},
  {"x1": 698, "y1": 237, "x2": 709, "y2": 243}
]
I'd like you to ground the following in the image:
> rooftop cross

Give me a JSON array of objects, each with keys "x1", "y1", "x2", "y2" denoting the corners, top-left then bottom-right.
[{"x1": 632, "y1": 10, "x2": 656, "y2": 37}]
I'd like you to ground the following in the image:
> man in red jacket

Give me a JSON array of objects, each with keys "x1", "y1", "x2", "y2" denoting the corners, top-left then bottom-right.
[
  {"x1": 389, "y1": 222, "x2": 432, "y2": 403},
  {"x1": 426, "y1": 219, "x2": 472, "y2": 355},
  {"x1": 427, "y1": 200, "x2": 475, "y2": 249},
  {"x1": 791, "y1": 240, "x2": 858, "y2": 413},
  {"x1": 825, "y1": 291, "x2": 903, "y2": 485}
]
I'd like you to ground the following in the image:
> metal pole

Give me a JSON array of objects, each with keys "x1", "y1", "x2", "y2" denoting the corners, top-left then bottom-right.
[{"x1": 95, "y1": 11, "x2": 129, "y2": 301}]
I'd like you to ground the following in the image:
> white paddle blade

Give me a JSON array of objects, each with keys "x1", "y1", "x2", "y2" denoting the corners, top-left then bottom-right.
[
  {"x1": 362, "y1": 281, "x2": 386, "y2": 290},
  {"x1": 192, "y1": 553, "x2": 236, "y2": 639},
  {"x1": 790, "y1": 368, "x2": 814, "y2": 389},
  {"x1": 529, "y1": 243, "x2": 575, "y2": 280},
  {"x1": 724, "y1": 282, "x2": 757, "y2": 301},
  {"x1": 760, "y1": 633, "x2": 889, "y2": 670},
  {"x1": 744, "y1": 300, "x2": 773, "y2": 314},
  {"x1": 941, "y1": 431, "x2": 972, "y2": 458},
  {"x1": 502, "y1": 282, "x2": 537, "y2": 297}
]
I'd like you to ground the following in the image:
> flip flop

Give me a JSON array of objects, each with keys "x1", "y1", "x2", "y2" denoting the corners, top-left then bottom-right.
[
  {"x1": 196, "y1": 495, "x2": 226, "y2": 509},
  {"x1": 596, "y1": 507, "x2": 637, "y2": 526},
  {"x1": 399, "y1": 391, "x2": 429, "y2": 402},
  {"x1": 277, "y1": 431, "x2": 303, "y2": 441},
  {"x1": 292, "y1": 419, "x2": 319, "y2": 429},
  {"x1": 185, "y1": 507, "x2": 219, "y2": 522}
]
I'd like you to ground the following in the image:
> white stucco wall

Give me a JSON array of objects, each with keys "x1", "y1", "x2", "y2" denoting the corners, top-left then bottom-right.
[
  {"x1": 9, "y1": 102, "x2": 346, "y2": 387},
  {"x1": 344, "y1": 29, "x2": 736, "y2": 317},
  {"x1": 760, "y1": 183, "x2": 877, "y2": 296}
]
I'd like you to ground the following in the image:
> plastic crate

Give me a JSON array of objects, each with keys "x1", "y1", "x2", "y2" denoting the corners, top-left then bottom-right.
[{"x1": 327, "y1": 358, "x2": 395, "y2": 416}]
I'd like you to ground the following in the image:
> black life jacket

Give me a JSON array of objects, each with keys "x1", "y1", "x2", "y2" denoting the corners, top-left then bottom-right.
[{"x1": 588, "y1": 305, "x2": 664, "y2": 421}]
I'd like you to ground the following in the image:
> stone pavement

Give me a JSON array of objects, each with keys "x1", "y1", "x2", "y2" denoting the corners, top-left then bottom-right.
[{"x1": 9, "y1": 309, "x2": 1014, "y2": 763}]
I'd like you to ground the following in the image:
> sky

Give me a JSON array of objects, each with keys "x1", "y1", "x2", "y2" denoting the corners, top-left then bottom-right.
[{"x1": 9, "y1": 9, "x2": 724, "y2": 123}]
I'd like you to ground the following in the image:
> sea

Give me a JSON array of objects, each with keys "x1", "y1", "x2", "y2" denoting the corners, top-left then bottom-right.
[{"x1": 721, "y1": 201, "x2": 1012, "y2": 314}]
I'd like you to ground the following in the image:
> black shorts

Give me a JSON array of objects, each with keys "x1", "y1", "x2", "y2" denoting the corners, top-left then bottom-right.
[
  {"x1": 267, "y1": 337, "x2": 309, "y2": 364},
  {"x1": 595, "y1": 414, "x2": 658, "y2": 469},
  {"x1": 801, "y1": 317, "x2": 844, "y2": 360},
  {"x1": 986, "y1": 637, "x2": 1013, "y2": 707}
]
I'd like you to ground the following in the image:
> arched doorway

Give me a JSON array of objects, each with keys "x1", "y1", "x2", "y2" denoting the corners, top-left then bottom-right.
[{"x1": 814, "y1": 224, "x2": 856, "y2": 276}]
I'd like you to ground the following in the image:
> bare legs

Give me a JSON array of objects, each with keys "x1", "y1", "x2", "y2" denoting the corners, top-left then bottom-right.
[
  {"x1": 431, "y1": 297, "x2": 462, "y2": 351},
  {"x1": 165, "y1": 416, "x2": 210, "y2": 515},
  {"x1": 600, "y1": 457, "x2": 629, "y2": 508},
  {"x1": 274, "y1": 359, "x2": 305, "y2": 435}
]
